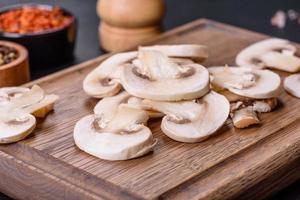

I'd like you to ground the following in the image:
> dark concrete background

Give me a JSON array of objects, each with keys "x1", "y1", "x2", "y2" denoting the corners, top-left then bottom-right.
[{"x1": 0, "y1": 0, "x2": 300, "y2": 199}]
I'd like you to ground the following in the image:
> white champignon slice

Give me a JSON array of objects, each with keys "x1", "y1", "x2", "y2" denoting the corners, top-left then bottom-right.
[
  {"x1": 252, "y1": 98, "x2": 277, "y2": 113},
  {"x1": 142, "y1": 91, "x2": 230, "y2": 143},
  {"x1": 0, "y1": 114, "x2": 36, "y2": 144},
  {"x1": 74, "y1": 106, "x2": 156, "y2": 161},
  {"x1": 22, "y1": 94, "x2": 59, "y2": 118},
  {"x1": 132, "y1": 57, "x2": 194, "y2": 69},
  {"x1": 217, "y1": 89, "x2": 251, "y2": 102},
  {"x1": 101, "y1": 105, "x2": 149, "y2": 133},
  {"x1": 0, "y1": 85, "x2": 59, "y2": 120},
  {"x1": 0, "y1": 87, "x2": 30, "y2": 105},
  {"x1": 121, "y1": 50, "x2": 210, "y2": 101},
  {"x1": 139, "y1": 44, "x2": 208, "y2": 61},
  {"x1": 208, "y1": 66, "x2": 281, "y2": 99},
  {"x1": 94, "y1": 91, "x2": 163, "y2": 121},
  {"x1": 284, "y1": 74, "x2": 300, "y2": 98},
  {"x1": 83, "y1": 51, "x2": 137, "y2": 98},
  {"x1": 7, "y1": 85, "x2": 45, "y2": 110},
  {"x1": 236, "y1": 38, "x2": 300, "y2": 72},
  {"x1": 94, "y1": 91, "x2": 131, "y2": 121},
  {"x1": 126, "y1": 96, "x2": 164, "y2": 118},
  {"x1": 231, "y1": 106, "x2": 260, "y2": 129}
]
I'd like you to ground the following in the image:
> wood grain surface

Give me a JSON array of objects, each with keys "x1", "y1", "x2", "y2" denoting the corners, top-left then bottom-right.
[{"x1": 0, "y1": 19, "x2": 300, "y2": 200}]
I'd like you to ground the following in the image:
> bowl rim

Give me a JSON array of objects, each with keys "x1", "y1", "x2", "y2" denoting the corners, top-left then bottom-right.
[
  {"x1": 0, "y1": 3, "x2": 76, "y2": 38},
  {"x1": 0, "y1": 40, "x2": 28, "y2": 71}
]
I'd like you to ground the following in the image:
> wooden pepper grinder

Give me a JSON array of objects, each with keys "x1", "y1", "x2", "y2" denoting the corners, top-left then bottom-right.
[{"x1": 97, "y1": 0, "x2": 165, "y2": 52}]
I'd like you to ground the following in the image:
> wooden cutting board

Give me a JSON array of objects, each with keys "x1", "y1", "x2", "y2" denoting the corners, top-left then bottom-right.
[{"x1": 1, "y1": 19, "x2": 300, "y2": 200}]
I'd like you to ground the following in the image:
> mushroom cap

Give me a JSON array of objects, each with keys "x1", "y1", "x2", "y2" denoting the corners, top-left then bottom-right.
[
  {"x1": 236, "y1": 38, "x2": 300, "y2": 72},
  {"x1": 83, "y1": 51, "x2": 137, "y2": 98},
  {"x1": 139, "y1": 44, "x2": 208, "y2": 61},
  {"x1": 0, "y1": 114, "x2": 36, "y2": 144},
  {"x1": 121, "y1": 50, "x2": 210, "y2": 101},
  {"x1": 74, "y1": 114, "x2": 156, "y2": 161},
  {"x1": 143, "y1": 91, "x2": 230, "y2": 143},
  {"x1": 284, "y1": 74, "x2": 300, "y2": 98},
  {"x1": 209, "y1": 66, "x2": 281, "y2": 99}
]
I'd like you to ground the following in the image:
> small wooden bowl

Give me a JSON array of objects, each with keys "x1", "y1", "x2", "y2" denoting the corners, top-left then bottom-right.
[{"x1": 0, "y1": 40, "x2": 30, "y2": 87}]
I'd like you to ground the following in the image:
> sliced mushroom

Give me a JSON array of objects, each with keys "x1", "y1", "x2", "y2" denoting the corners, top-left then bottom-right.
[
  {"x1": 0, "y1": 114, "x2": 36, "y2": 144},
  {"x1": 94, "y1": 91, "x2": 131, "y2": 119},
  {"x1": 83, "y1": 51, "x2": 137, "y2": 98},
  {"x1": 121, "y1": 50, "x2": 210, "y2": 101},
  {"x1": 126, "y1": 96, "x2": 164, "y2": 118},
  {"x1": 139, "y1": 44, "x2": 208, "y2": 61},
  {"x1": 236, "y1": 38, "x2": 300, "y2": 72},
  {"x1": 6, "y1": 85, "x2": 45, "y2": 109},
  {"x1": 230, "y1": 98, "x2": 277, "y2": 128},
  {"x1": 132, "y1": 57, "x2": 194, "y2": 69},
  {"x1": 24, "y1": 94, "x2": 59, "y2": 118},
  {"x1": 284, "y1": 74, "x2": 300, "y2": 98},
  {"x1": 231, "y1": 106, "x2": 260, "y2": 128},
  {"x1": 0, "y1": 85, "x2": 58, "y2": 143},
  {"x1": 74, "y1": 106, "x2": 156, "y2": 161},
  {"x1": 0, "y1": 85, "x2": 59, "y2": 119},
  {"x1": 252, "y1": 98, "x2": 277, "y2": 113},
  {"x1": 142, "y1": 91, "x2": 230, "y2": 143},
  {"x1": 94, "y1": 91, "x2": 163, "y2": 119},
  {"x1": 209, "y1": 66, "x2": 281, "y2": 99},
  {"x1": 0, "y1": 87, "x2": 30, "y2": 106}
]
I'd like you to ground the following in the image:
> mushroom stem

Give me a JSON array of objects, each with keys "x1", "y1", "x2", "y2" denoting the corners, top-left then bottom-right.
[{"x1": 231, "y1": 106, "x2": 260, "y2": 128}]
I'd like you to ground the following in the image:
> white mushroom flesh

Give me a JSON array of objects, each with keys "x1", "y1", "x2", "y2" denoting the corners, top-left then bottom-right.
[
  {"x1": 230, "y1": 98, "x2": 277, "y2": 128},
  {"x1": 94, "y1": 91, "x2": 131, "y2": 122},
  {"x1": 83, "y1": 51, "x2": 137, "y2": 98},
  {"x1": 284, "y1": 74, "x2": 300, "y2": 98},
  {"x1": 209, "y1": 66, "x2": 281, "y2": 99},
  {"x1": 0, "y1": 114, "x2": 36, "y2": 144},
  {"x1": 94, "y1": 91, "x2": 163, "y2": 119},
  {"x1": 217, "y1": 89, "x2": 250, "y2": 102},
  {"x1": 252, "y1": 98, "x2": 277, "y2": 113},
  {"x1": 231, "y1": 106, "x2": 260, "y2": 129},
  {"x1": 236, "y1": 38, "x2": 300, "y2": 72},
  {"x1": 0, "y1": 87, "x2": 30, "y2": 106},
  {"x1": 0, "y1": 85, "x2": 59, "y2": 120},
  {"x1": 142, "y1": 91, "x2": 230, "y2": 143},
  {"x1": 121, "y1": 50, "x2": 210, "y2": 101},
  {"x1": 139, "y1": 44, "x2": 208, "y2": 61},
  {"x1": 74, "y1": 106, "x2": 156, "y2": 161}
]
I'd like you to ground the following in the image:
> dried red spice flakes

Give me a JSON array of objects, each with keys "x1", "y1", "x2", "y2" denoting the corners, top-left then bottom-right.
[{"x1": 0, "y1": 6, "x2": 73, "y2": 34}]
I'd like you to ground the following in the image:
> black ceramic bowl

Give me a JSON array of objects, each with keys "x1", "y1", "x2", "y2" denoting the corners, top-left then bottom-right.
[{"x1": 0, "y1": 4, "x2": 77, "y2": 68}]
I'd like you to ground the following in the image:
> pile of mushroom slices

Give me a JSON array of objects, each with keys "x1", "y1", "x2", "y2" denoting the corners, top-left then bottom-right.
[
  {"x1": 0, "y1": 85, "x2": 59, "y2": 144},
  {"x1": 236, "y1": 38, "x2": 300, "y2": 99},
  {"x1": 75, "y1": 44, "x2": 230, "y2": 161}
]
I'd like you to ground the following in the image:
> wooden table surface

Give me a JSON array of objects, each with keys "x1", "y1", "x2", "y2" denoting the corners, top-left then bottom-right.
[{"x1": 0, "y1": 0, "x2": 300, "y2": 199}]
